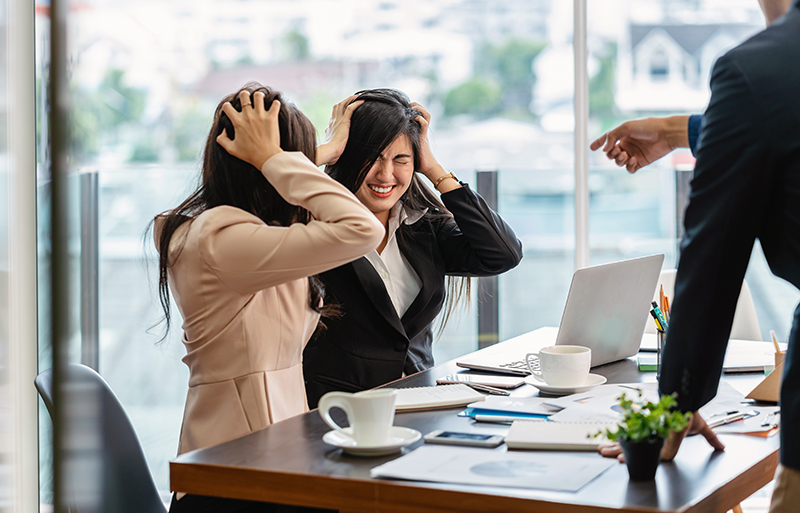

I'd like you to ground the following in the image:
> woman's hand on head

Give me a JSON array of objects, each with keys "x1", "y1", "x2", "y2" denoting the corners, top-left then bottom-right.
[
  {"x1": 216, "y1": 91, "x2": 282, "y2": 169},
  {"x1": 316, "y1": 95, "x2": 364, "y2": 166},
  {"x1": 413, "y1": 103, "x2": 459, "y2": 192},
  {"x1": 411, "y1": 103, "x2": 444, "y2": 180}
]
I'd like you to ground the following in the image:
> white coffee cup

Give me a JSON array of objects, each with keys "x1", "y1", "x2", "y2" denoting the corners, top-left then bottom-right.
[
  {"x1": 318, "y1": 388, "x2": 397, "y2": 446},
  {"x1": 526, "y1": 345, "x2": 591, "y2": 387}
]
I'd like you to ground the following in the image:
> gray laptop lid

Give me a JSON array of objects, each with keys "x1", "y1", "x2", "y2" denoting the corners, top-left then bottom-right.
[
  {"x1": 555, "y1": 253, "x2": 664, "y2": 366},
  {"x1": 456, "y1": 254, "x2": 664, "y2": 373}
]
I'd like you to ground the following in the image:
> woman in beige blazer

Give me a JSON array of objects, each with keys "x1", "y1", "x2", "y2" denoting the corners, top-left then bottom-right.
[{"x1": 155, "y1": 83, "x2": 382, "y2": 513}]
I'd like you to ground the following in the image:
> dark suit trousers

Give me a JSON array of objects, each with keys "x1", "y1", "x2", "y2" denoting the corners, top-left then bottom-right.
[{"x1": 781, "y1": 303, "x2": 800, "y2": 470}]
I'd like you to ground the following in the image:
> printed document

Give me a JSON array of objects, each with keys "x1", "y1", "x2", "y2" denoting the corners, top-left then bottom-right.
[{"x1": 370, "y1": 445, "x2": 614, "y2": 492}]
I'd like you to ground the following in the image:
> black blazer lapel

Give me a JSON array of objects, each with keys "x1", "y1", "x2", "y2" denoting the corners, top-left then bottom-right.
[
  {"x1": 351, "y1": 257, "x2": 407, "y2": 337},
  {"x1": 399, "y1": 224, "x2": 440, "y2": 336}
]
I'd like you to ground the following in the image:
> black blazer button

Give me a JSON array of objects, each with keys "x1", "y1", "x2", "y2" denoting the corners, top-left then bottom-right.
[{"x1": 393, "y1": 341, "x2": 407, "y2": 352}]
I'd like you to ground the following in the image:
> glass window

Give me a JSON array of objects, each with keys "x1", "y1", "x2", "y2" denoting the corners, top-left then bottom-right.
[
  {"x1": 587, "y1": 0, "x2": 797, "y2": 341},
  {"x1": 47, "y1": 2, "x2": 574, "y2": 493},
  {"x1": 31, "y1": 0, "x2": 800, "y2": 502}
]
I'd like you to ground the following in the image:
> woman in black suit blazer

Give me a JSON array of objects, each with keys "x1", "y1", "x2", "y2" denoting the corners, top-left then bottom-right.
[{"x1": 303, "y1": 89, "x2": 523, "y2": 408}]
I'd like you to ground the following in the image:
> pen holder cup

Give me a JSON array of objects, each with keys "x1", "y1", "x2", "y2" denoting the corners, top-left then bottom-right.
[
  {"x1": 656, "y1": 330, "x2": 665, "y2": 380},
  {"x1": 775, "y1": 351, "x2": 786, "y2": 368}
]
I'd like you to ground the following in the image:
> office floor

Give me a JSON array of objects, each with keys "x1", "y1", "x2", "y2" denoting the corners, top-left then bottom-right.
[{"x1": 741, "y1": 480, "x2": 774, "y2": 512}]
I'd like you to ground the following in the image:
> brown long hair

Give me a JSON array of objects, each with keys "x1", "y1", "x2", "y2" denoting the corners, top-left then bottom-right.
[
  {"x1": 325, "y1": 88, "x2": 470, "y2": 327},
  {"x1": 153, "y1": 82, "x2": 335, "y2": 337}
]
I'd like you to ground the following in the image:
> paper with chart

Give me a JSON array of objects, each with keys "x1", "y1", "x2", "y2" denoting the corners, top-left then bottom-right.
[
  {"x1": 544, "y1": 383, "x2": 659, "y2": 423},
  {"x1": 370, "y1": 445, "x2": 614, "y2": 492}
]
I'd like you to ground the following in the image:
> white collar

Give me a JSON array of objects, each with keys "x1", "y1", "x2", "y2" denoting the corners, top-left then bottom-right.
[{"x1": 387, "y1": 201, "x2": 426, "y2": 234}]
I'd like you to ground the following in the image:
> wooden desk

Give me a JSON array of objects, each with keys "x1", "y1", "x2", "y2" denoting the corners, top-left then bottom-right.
[{"x1": 171, "y1": 336, "x2": 778, "y2": 513}]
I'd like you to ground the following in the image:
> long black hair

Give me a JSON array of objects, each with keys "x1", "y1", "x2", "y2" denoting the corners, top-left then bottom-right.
[
  {"x1": 153, "y1": 82, "x2": 334, "y2": 337},
  {"x1": 325, "y1": 88, "x2": 469, "y2": 326}
]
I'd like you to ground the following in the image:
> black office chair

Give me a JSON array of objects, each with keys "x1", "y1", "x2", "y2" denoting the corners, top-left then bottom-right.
[{"x1": 35, "y1": 364, "x2": 168, "y2": 513}]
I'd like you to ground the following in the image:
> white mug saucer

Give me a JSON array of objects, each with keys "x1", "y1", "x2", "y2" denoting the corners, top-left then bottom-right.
[
  {"x1": 322, "y1": 426, "x2": 421, "y2": 456},
  {"x1": 524, "y1": 373, "x2": 607, "y2": 396}
]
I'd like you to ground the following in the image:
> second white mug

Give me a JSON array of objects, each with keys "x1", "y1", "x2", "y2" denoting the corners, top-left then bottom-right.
[
  {"x1": 318, "y1": 388, "x2": 397, "y2": 446},
  {"x1": 526, "y1": 345, "x2": 591, "y2": 387}
]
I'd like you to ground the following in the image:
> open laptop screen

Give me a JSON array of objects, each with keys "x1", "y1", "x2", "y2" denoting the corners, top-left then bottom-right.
[{"x1": 457, "y1": 254, "x2": 664, "y2": 374}]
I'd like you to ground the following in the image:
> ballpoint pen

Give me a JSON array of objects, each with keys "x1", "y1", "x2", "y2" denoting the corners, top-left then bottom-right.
[
  {"x1": 464, "y1": 382, "x2": 511, "y2": 396},
  {"x1": 708, "y1": 410, "x2": 759, "y2": 428},
  {"x1": 708, "y1": 410, "x2": 739, "y2": 418}
]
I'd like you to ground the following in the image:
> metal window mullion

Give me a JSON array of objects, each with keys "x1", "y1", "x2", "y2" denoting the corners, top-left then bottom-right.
[
  {"x1": 50, "y1": 0, "x2": 76, "y2": 509},
  {"x1": 7, "y1": 0, "x2": 40, "y2": 510},
  {"x1": 80, "y1": 172, "x2": 99, "y2": 371},
  {"x1": 574, "y1": 0, "x2": 590, "y2": 270},
  {"x1": 476, "y1": 170, "x2": 499, "y2": 349}
]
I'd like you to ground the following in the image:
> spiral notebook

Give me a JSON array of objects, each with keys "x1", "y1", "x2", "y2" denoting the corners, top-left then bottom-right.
[{"x1": 394, "y1": 384, "x2": 486, "y2": 412}]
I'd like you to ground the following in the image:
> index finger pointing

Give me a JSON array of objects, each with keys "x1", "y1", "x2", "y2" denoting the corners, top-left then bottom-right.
[
  {"x1": 590, "y1": 134, "x2": 607, "y2": 151},
  {"x1": 602, "y1": 133, "x2": 621, "y2": 154}
]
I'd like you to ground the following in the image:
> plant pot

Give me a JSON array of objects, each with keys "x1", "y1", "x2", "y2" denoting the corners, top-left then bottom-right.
[{"x1": 620, "y1": 438, "x2": 664, "y2": 481}]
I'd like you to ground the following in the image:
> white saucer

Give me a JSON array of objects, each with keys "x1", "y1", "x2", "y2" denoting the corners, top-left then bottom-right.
[
  {"x1": 322, "y1": 426, "x2": 421, "y2": 457},
  {"x1": 524, "y1": 373, "x2": 607, "y2": 396}
]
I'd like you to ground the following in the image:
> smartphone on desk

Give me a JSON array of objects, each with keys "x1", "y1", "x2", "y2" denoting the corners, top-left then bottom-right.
[
  {"x1": 436, "y1": 373, "x2": 525, "y2": 389},
  {"x1": 424, "y1": 430, "x2": 505, "y2": 448}
]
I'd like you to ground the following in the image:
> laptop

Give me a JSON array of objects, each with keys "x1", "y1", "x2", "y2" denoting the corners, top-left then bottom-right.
[{"x1": 457, "y1": 254, "x2": 665, "y2": 375}]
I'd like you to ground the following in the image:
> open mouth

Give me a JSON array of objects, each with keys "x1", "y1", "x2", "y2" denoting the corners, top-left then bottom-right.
[{"x1": 368, "y1": 184, "x2": 396, "y2": 197}]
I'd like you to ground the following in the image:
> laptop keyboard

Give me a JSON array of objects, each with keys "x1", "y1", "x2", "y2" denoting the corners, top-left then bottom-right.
[{"x1": 499, "y1": 356, "x2": 540, "y2": 374}]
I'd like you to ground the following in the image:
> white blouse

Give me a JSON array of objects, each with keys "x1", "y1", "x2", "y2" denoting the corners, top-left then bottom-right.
[{"x1": 363, "y1": 202, "x2": 424, "y2": 317}]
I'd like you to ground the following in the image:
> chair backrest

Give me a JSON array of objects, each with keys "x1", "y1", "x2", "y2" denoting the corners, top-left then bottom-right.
[
  {"x1": 35, "y1": 364, "x2": 167, "y2": 513},
  {"x1": 644, "y1": 269, "x2": 763, "y2": 340}
]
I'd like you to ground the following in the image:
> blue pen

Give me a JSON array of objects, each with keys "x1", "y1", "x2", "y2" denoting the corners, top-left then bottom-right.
[{"x1": 651, "y1": 302, "x2": 669, "y2": 330}]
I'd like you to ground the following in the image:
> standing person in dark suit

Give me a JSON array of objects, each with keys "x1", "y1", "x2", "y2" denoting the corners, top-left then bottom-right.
[
  {"x1": 591, "y1": 1, "x2": 799, "y2": 509},
  {"x1": 303, "y1": 89, "x2": 523, "y2": 408}
]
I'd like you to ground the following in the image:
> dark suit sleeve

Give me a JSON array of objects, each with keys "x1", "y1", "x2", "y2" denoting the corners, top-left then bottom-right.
[
  {"x1": 436, "y1": 184, "x2": 523, "y2": 277},
  {"x1": 688, "y1": 114, "x2": 703, "y2": 157},
  {"x1": 659, "y1": 54, "x2": 775, "y2": 412}
]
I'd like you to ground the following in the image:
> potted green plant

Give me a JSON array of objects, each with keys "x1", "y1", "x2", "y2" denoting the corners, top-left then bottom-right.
[{"x1": 598, "y1": 392, "x2": 691, "y2": 481}]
